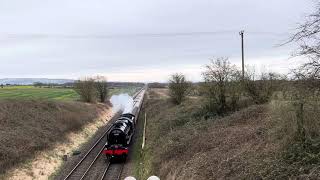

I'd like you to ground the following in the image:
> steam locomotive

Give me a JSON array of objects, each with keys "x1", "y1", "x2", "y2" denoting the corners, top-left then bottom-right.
[
  {"x1": 103, "y1": 89, "x2": 144, "y2": 161},
  {"x1": 103, "y1": 113, "x2": 136, "y2": 160}
]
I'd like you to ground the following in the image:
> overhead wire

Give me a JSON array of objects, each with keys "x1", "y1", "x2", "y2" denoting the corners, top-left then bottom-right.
[{"x1": 0, "y1": 31, "x2": 290, "y2": 39}]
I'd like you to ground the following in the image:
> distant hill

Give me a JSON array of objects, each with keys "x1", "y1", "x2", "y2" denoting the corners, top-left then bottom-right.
[{"x1": 0, "y1": 78, "x2": 75, "y2": 85}]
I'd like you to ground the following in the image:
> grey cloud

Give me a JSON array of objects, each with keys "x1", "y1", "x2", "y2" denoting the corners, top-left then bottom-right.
[{"x1": 0, "y1": 0, "x2": 313, "y2": 81}]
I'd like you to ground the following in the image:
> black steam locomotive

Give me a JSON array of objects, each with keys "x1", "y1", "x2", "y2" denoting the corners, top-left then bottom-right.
[
  {"x1": 103, "y1": 113, "x2": 136, "y2": 160},
  {"x1": 103, "y1": 88, "x2": 145, "y2": 161}
]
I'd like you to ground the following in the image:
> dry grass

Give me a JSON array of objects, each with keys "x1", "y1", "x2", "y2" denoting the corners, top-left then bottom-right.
[
  {"x1": 151, "y1": 103, "x2": 275, "y2": 179},
  {"x1": 268, "y1": 99, "x2": 320, "y2": 179},
  {"x1": 270, "y1": 99, "x2": 320, "y2": 140},
  {"x1": 136, "y1": 88, "x2": 320, "y2": 179},
  {"x1": 0, "y1": 99, "x2": 110, "y2": 175},
  {"x1": 147, "y1": 88, "x2": 169, "y2": 99}
]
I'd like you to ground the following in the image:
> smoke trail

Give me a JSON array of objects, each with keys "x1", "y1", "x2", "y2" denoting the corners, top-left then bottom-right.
[{"x1": 110, "y1": 93, "x2": 134, "y2": 113}]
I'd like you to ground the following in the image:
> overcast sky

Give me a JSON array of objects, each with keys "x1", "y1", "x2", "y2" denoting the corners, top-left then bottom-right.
[{"x1": 0, "y1": 0, "x2": 314, "y2": 82}]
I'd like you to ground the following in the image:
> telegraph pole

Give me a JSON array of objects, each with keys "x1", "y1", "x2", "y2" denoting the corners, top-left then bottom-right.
[{"x1": 239, "y1": 30, "x2": 245, "y2": 80}]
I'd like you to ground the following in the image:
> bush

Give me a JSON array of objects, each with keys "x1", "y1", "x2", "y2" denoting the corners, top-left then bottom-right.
[
  {"x1": 94, "y1": 76, "x2": 108, "y2": 103},
  {"x1": 244, "y1": 69, "x2": 279, "y2": 104},
  {"x1": 74, "y1": 77, "x2": 97, "y2": 103},
  {"x1": 168, "y1": 73, "x2": 191, "y2": 105},
  {"x1": 202, "y1": 57, "x2": 241, "y2": 115}
]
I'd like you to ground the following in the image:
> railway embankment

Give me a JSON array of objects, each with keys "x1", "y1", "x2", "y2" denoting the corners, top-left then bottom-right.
[
  {"x1": 0, "y1": 99, "x2": 113, "y2": 180},
  {"x1": 134, "y1": 88, "x2": 320, "y2": 179}
]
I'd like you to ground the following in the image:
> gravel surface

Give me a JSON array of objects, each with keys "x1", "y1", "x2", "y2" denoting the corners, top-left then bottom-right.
[
  {"x1": 102, "y1": 163, "x2": 124, "y2": 180},
  {"x1": 53, "y1": 112, "x2": 121, "y2": 180}
]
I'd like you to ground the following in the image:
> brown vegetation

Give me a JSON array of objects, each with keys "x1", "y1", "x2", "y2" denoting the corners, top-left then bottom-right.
[
  {"x1": 137, "y1": 89, "x2": 271, "y2": 179},
  {"x1": 148, "y1": 82, "x2": 168, "y2": 89},
  {"x1": 0, "y1": 99, "x2": 110, "y2": 175},
  {"x1": 243, "y1": 68, "x2": 280, "y2": 104},
  {"x1": 136, "y1": 88, "x2": 320, "y2": 179}
]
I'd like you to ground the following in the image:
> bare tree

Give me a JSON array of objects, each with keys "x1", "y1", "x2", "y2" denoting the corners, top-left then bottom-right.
[
  {"x1": 95, "y1": 76, "x2": 108, "y2": 103},
  {"x1": 285, "y1": 2, "x2": 320, "y2": 140},
  {"x1": 168, "y1": 73, "x2": 190, "y2": 105},
  {"x1": 287, "y1": 2, "x2": 320, "y2": 79},
  {"x1": 202, "y1": 57, "x2": 238, "y2": 114},
  {"x1": 74, "y1": 77, "x2": 97, "y2": 103}
]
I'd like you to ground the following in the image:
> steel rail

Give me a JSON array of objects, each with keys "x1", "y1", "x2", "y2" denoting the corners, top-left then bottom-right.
[
  {"x1": 99, "y1": 162, "x2": 124, "y2": 180},
  {"x1": 116, "y1": 163, "x2": 124, "y2": 180},
  {"x1": 63, "y1": 87, "x2": 144, "y2": 180},
  {"x1": 100, "y1": 88, "x2": 145, "y2": 180},
  {"x1": 99, "y1": 162, "x2": 111, "y2": 180}
]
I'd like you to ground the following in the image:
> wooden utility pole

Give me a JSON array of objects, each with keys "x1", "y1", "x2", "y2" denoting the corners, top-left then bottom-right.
[{"x1": 239, "y1": 30, "x2": 245, "y2": 79}]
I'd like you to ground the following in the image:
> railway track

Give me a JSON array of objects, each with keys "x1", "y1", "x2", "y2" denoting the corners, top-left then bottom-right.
[
  {"x1": 63, "y1": 87, "x2": 145, "y2": 180},
  {"x1": 100, "y1": 162, "x2": 124, "y2": 180}
]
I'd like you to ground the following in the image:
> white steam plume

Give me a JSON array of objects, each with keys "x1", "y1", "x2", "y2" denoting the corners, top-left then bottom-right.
[{"x1": 110, "y1": 93, "x2": 134, "y2": 113}]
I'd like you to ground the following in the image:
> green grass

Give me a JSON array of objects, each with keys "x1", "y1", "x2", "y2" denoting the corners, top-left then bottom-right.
[{"x1": 0, "y1": 86, "x2": 139, "y2": 101}]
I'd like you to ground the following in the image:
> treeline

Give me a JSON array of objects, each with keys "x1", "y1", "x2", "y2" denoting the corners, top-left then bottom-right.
[
  {"x1": 169, "y1": 57, "x2": 319, "y2": 126},
  {"x1": 32, "y1": 81, "x2": 144, "y2": 89},
  {"x1": 168, "y1": 57, "x2": 285, "y2": 114},
  {"x1": 148, "y1": 82, "x2": 168, "y2": 88},
  {"x1": 33, "y1": 82, "x2": 74, "y2": 88},
  {"x1": 73, "y1": 76, "x2": 144, "y2": 103}
]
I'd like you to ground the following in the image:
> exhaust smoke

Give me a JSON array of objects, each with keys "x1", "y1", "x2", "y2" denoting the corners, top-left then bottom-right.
[{"x1": 110, "y1": 93, "x2": 134, "y2": 113}]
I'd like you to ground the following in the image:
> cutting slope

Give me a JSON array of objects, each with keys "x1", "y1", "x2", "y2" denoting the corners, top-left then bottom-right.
[
  {"x1": 135, "y1": 88, "x2": 319, "y2": 179},
  {"x1": 0, "y1": 99, "x2": 110, "y2": 176}
]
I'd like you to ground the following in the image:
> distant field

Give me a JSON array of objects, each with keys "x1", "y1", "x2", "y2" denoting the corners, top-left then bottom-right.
[{"x1": 0, "y1": 86, "x2": 139, "y2": 101}]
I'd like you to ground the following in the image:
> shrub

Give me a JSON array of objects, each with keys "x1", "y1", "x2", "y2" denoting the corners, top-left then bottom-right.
[
  {"x1": 94, "y1": 76, "x2": 108, "y2": 103},
  {"x1": 202, "y1": 57, "x2": 240, "y2": 115},
  {"x1": 168, "y1": 73, "x2": 191, "y2": 105},
  {"x1": 74, "y1": 77, "x2": 97, "y2": 103},
  {"x1": 244, "y1": 68, "x2": 279, "y2": 104}
]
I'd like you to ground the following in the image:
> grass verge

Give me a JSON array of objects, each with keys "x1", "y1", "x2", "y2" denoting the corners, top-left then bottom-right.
[{"x1": 0, "y1": 99, "x2": 110, "y2": 177}]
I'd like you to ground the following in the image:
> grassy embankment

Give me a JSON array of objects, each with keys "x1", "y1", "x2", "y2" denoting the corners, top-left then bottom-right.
[
  {"x1": 133, "y1": 88, "x2": 320, "y2": 179},
  {"x1": 0, "y1": 85, "x2": 138, "y2": 178},
  {"x1": 0, "y1": 100, "x2": 109, "y2": 176}
]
